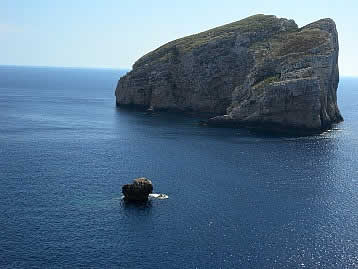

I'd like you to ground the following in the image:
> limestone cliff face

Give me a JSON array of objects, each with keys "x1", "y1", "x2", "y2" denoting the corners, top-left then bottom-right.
[{"x1": 115, "y1": 15, "x2": 343, "y2": 133}]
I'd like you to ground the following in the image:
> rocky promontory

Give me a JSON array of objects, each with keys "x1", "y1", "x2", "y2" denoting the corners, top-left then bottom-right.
[{"x1": 115, "y1": 14, "x2": 343, "y2": 134}]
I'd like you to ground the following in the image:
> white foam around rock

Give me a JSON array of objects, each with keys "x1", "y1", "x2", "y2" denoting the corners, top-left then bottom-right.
[{"x1": 149, "y1": 193, "x2": 169, "y2": 199}]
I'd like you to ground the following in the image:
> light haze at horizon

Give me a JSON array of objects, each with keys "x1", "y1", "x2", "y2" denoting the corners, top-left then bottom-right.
[{"x1": 1, "y1": 0, "x2": 357, "y2": 76}]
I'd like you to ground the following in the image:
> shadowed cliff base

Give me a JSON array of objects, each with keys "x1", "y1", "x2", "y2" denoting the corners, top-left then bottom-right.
[
  {"x1": 115, "y1": 14, "x2": 343, "y2": 135},
  {"x1": 204, "y1": 117, "x2": 341, "y2": 136}
]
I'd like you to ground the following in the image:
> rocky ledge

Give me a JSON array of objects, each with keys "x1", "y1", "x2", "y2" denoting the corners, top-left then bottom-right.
[{"x1": 115, "y1": 14, "x2": 343, "y2": 134}]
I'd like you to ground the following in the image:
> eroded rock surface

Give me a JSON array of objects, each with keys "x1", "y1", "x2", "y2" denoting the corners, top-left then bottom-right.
[
  {"x1": 115, "y1": 14, "x2": 343, "y2": 134},
  {"x1": 122, "y1": 177, "x2": 153, "y2": 202}
]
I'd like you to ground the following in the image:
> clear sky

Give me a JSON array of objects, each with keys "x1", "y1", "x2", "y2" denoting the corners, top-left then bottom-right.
[{"x1": 1, "y1": 0, "x2": 357, "y2": 76}]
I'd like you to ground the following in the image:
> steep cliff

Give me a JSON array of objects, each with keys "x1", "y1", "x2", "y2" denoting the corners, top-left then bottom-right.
[{"x1": 115, "y1": 14, "x2": 343, "y2": 134}]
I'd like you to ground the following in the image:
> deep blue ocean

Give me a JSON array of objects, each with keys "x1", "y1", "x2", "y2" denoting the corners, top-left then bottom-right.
[{"x1": 0, "y1": 66, "x2": 357, "y2": 268}]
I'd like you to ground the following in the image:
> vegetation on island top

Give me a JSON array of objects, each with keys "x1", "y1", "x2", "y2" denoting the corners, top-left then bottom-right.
[
  {"x1": 134, "y1": 14, "x2": 329, "y2": 68},
  {"x1": 135, "y1": 14, "x2": 298, "y2": 66}
]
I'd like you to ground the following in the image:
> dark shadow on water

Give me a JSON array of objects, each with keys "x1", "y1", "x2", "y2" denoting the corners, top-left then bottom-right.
[
  {"x1": 121, "y1": 199, "x2": 152, "y2": 210},
  {"x1": 121, "y1": 199, "x2": 154, "y2": 219},
  {"x1": 115, "y1": 105, "x2": 215, "y2": 120},
  {"x1": 120, "y1": 104, "x2": 333, "y2": 143}
]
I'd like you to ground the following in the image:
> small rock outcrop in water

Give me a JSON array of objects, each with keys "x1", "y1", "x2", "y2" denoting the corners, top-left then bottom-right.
[
  {"x1": 122, "y1": 177, "x2": 153, "y2": 202},
  {"x1": 115, "y1": 14, "x2": 343, "y2": 134}
]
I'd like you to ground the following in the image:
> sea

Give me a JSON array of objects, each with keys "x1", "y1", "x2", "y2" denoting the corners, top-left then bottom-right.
[{"x1": 0, "y1": 65, "x2": 357, "y2": 269}]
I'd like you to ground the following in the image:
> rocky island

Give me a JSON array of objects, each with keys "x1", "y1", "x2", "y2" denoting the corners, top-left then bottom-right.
[
  {"x1": 122, "y1": 177, "x2": 153, "y2": 202},
  {"x1": 115, "y1": 14, "x2": 343, "y2": 134}
]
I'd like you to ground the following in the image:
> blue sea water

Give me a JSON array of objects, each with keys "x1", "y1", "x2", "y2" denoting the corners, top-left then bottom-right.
[{"x1": 0, "y1": 65, "x2": 357, "y2": 268}]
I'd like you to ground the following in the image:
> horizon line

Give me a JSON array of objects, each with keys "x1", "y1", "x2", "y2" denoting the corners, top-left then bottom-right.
[
  {"x1": 0, "y1": 64, "x2": 130, "y2": 71},
  {"x1": 0, "y1": 64, "x2": 357, "y2": 77}
]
